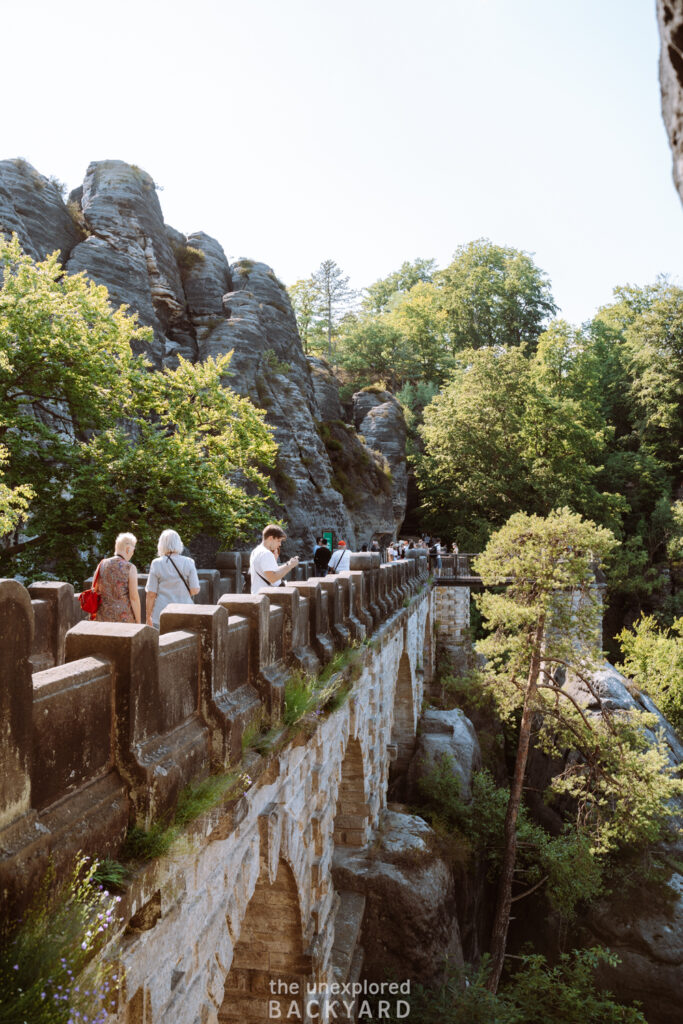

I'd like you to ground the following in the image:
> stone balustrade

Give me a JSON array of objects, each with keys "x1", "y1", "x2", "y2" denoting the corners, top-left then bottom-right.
[{"x1": 1, "y1": 553, "x2": 429, "y2": 918}]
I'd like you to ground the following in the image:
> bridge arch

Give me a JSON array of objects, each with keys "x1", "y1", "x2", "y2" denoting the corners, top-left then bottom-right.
[
  {"x1": 333, "y1": 736, "x2": 369, "y2": 847},
  {"x1": 219, "y1": 856, "x2": 313, "y2": 1023},
  {"x1": 389, "y1": 651, "x2": 416, "y2": 790}
]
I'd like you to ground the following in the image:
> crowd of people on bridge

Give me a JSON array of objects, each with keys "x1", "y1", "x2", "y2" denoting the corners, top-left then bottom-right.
[{"x1": 89, "y1": 523, "x2": 458, "y2": 624}]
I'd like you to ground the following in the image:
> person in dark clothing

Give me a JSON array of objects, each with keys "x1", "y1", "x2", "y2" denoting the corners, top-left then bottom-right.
[{"x1": 313, "y1": 537, "x2": 332, "y2": 576}]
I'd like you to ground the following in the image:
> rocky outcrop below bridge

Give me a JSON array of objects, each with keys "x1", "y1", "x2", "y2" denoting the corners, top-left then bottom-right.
[{"x1": 0, "y1": 157, "x2": 408, "y2": 553}]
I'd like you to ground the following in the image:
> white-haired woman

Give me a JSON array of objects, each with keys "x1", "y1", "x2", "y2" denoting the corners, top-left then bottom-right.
[
  {"x1": 94, "y1": 532, "x2": 141, "y2": 623},
  {"x1": 145, "y1": 529, "x2": 200, "y2": 628}
]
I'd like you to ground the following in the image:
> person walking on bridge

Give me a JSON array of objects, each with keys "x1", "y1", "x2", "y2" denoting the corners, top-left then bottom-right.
[
  {"x1": 327, "y1": 539, "x2": 350, "y2": 574},
  {"x1": 250, "y1": 524, "x2": 299, "y2": 593},
  {"x1": 145, "y1": 529, "x2": 200, "y2": 628},
  {"x1": 313, "y1": 536, "x2": 332, "y2": 576},
  {"x1": 94, "y1": 532, "x2": 141, "y2": 623}
]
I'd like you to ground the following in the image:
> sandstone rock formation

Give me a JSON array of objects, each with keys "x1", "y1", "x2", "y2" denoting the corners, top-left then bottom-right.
[
  {"x1": 332, "y1": 809, "x2": 463, "y2": 985},
  {"x1": 658, "y1": 0, "x2": 683, "y2": 204},
  {"x1": 353, "y1": 387, "x2": 409, "y2": 532},
  {"x1": 0, "y1": 158, "x2": 408, "y2": 555},
  {"x1": 406, "y1": 707, "x2": 482, "y2": 802}
]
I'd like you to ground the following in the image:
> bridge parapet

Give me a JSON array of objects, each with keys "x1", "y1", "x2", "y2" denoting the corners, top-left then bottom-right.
[{"x1": 0, "y1": 553, "x2": 429, "y2": 920}]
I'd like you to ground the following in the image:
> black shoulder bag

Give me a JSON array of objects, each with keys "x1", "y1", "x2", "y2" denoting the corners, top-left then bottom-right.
[{"x1": 167, "y1": 555, "x2": 193, "y2": 596}]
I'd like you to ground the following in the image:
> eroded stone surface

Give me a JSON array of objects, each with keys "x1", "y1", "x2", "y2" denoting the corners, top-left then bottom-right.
[
  {"x1": 96, "y1": 596, "x2": 431, "y2": 1022},
  {"x1": 406, "y1": 707, "x2": 482, "y2": 802},
  {"x1": 0, "y1": 158, "x2": 408, "y2": 553},
  {"x1": 331, "y1": 809, "x2": 463, "y2": 986},
  {"x1": 658, "y1": 0, "x2": 683, "y2": 203}
]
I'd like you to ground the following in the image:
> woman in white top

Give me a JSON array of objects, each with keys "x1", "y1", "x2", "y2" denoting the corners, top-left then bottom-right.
[
  {"x1": 145, "y1": 529, "x2": 200, "y2": 628},
  {"x1": 250, "y1": 524, "x2": 299, "y2": 593}
]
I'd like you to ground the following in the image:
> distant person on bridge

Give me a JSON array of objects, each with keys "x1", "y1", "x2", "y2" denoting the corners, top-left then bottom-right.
[
  {"x1": 94, "y1": 532, "x2": 141, "y2": 623},
  {"x1": 146, "y1": 529, "x2": 200, "y2": 627},
  {"x1": 327, "y1": 539, "x2": 350, "y2": 574},
  {"x1": 250, "y1": 524, "x2": 299, "y2": 593},
  {"x1": 313, "y1": 537, "x2": 332, "y2": 576}
]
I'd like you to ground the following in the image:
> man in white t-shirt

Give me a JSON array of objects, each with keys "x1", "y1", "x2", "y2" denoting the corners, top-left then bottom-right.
[
  {"x1": 327, "y1": 539, "x2": 350, "y2": 574},
  {"x1": 250, "y1": 524, "x2": 299, "y2": 594}
]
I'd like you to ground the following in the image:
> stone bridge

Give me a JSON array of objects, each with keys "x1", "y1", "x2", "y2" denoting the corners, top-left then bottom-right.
[{"x1": 0, "y1": 554, "x2": 471, "y2": 1023}]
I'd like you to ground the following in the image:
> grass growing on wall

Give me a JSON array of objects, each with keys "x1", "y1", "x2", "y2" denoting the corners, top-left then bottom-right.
[{"x1": 123, "y1": 770, "x2": 252, "y2": 862}]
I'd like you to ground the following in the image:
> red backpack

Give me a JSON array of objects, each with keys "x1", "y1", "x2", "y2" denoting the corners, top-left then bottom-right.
[{"x1": 78, "y1": 561, "x2": 102, "y2": 619}]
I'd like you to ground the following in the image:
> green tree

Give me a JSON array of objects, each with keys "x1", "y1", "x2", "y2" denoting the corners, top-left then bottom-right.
[
  {"x1": 594, "y1": 278, "x2": 683, "y2": 475},
  {"x1": 617, "y1": 615, "x2": 683, "y2": 733},
  {"x1": 362, "y1": 257, "x2": 437, "y2": 315},
  {"x1": 405, "y1": 948, "x2": 647, "y2": 1024},
  {"x1": 335, "y1": 317, "x2": 408, "y2": 390},
  {"x1": 435, "y1": 239, "x2": 557, "y2": 352},
  {"x1": 385, "y1": 281, "x2": 452, "y2": 385},
  {"x1": 473, "y1": 509, "x2": 681, "y2": 992},
  {"x1": 0, "y1": 235, "x2": 277, "y2": 581},
  {"x1": 311, "y1": 259, "x2": 357, "y2": 360},
  {"x1": 0, "y1": 444, "x2": 34, "y2": 538},
  {"x1": 416, "y1": 346, "x2": 613, "y2": 548},
  {"x1": 287, "y1": 277, "x2": 322, "y2": 353}
]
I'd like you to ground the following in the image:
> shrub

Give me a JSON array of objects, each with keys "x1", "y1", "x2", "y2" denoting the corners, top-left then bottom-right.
[
  {"x1": 399, "y1": 949, "x2": 647, "y2": 1024},
  {"x1": 418, "y1": 762, "x2": 603, "y2": 920},
  {"x1": 263, "y1": 348, "x2": 291, "y2": 375},
  {"x1": 616, "y1": 615, "x2": 683, "y2": 735},
  {"x1": 171, "y1": 240, "x2": 206, "y2": 272},
  {"x1": 0, "y1": 856, "x2": 120, "y2": 1024}
]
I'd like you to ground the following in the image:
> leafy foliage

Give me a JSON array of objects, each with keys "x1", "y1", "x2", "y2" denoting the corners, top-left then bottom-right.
[
  {"x1": 418, "y1": 763, "x2": 603, "y2": 922},
  {"x1": 0, "y1": 857, "x2": 120, "y2": 1024},
  {"x1": 393, "y1": 949, "x2": 647, "y2": 1024},
  {"x1": 288, "y1": 259, "x2": 357, "y2": 359},
  {"x1": 434, "y1": 238, "x2": 557, "y2": 353},
  {"x1": 416, "y1": 348, "x2": 616, "y2": 549},
  {"x1": 361, "y1": 257, "x2": 437, "y2": 315},
  {"x1": 0, "y1": 236, "x2": 277, "y2": 581},
  {"x1": 617, "y1": 614, "x2": 683, "y2": 733},
  {"x1": 474, "y1": 509, "x2": 681, "y2": 854}
]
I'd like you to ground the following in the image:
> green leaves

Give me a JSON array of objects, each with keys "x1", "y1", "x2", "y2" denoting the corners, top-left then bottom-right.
[
  {"x1": 0, "y1": 236, "x2": 276, "y2": 581},
  {"x1": 417, "y1": 348, "x2": 613, "y2": 549},
  {"x1": 434, "y1": 239, "x2": 557, "y2": 353},
  {"x1": 617, "y1": 615, "x2": 683, "y2": 734}
]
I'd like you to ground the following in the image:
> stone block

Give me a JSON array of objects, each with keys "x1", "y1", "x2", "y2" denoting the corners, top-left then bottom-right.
[
  {"x1": 28, "y1": 581, "x2": 81, "y2": 669},
  {"x1": 65, "y1": 621, "x2": 209, "y2": 826},
  {"x1": 289, "y1": 581, "x2": 334, "y2": 665},
  {"x1": 0, "y1": 579, "x2": 33, "y2": 831},
  {"x1": 32, "y1": 656, "x2": 114, "y2": 810},
  {"x1": 218, "y1": 594, "x2": 285, "y2": 716}
]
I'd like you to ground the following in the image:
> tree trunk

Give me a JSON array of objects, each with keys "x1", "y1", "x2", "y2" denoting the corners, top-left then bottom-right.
[
  {"x1": 326, "y1": 293, "x2": 332, "y2": 361},
  {"x1": 486, "y1": 614, "x2": 545, "y2": 993}
]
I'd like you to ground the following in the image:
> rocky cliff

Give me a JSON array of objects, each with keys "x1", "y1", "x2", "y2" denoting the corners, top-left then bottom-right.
[
  {"x1": 0, "y1": 158, "x2": 408, "y2": 556},
  {"x1": 658, "y1": 0, "x2": 683, "y2": 204}
]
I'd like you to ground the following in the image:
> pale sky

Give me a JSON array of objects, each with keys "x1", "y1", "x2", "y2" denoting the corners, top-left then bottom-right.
[{"x1": 4, "y1": 0, "x2": 682, "y2": 324}]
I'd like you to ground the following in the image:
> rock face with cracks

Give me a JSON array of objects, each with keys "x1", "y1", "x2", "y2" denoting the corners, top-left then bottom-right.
[
  {"x1": 332, "y1": 809, "x2": 463, "y2": 985},
  {"x1": 658, "y1": 0, "x2": 683, "y2": 204},
  {"x1": 406, "y1": 707, "x2": 482, "y2": 803},
  {"x1": 0, "y1": 158, "x2": 408, "y2": 554}
]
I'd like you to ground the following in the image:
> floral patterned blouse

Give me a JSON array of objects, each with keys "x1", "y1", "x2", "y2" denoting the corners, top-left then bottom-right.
[{"x1": 95, "y1": 555, "x2": 136, "y2": 623}]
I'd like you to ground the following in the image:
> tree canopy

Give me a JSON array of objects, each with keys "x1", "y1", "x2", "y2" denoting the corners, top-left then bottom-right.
[
  {"x1": 0, "y1": 235, "x2": 277, "y2": 581},
  {"x1": 416, "y1": 345, "x2": 616, "y2": 549},
  {"x1": 435, "y1": 239, "x2": 557, "y2": 352},
  {"x1": 473, "y1": 509, "x2": 682, "y2": 992}
]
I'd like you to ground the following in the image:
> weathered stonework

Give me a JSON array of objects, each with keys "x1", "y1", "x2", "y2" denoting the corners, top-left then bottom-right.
[
  {"x1": 0, "y1": 555, "x2": 436, "y2": 1023},
  {"x1": 433, "y1": 582, "x2": 471, "y2": 675}
]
